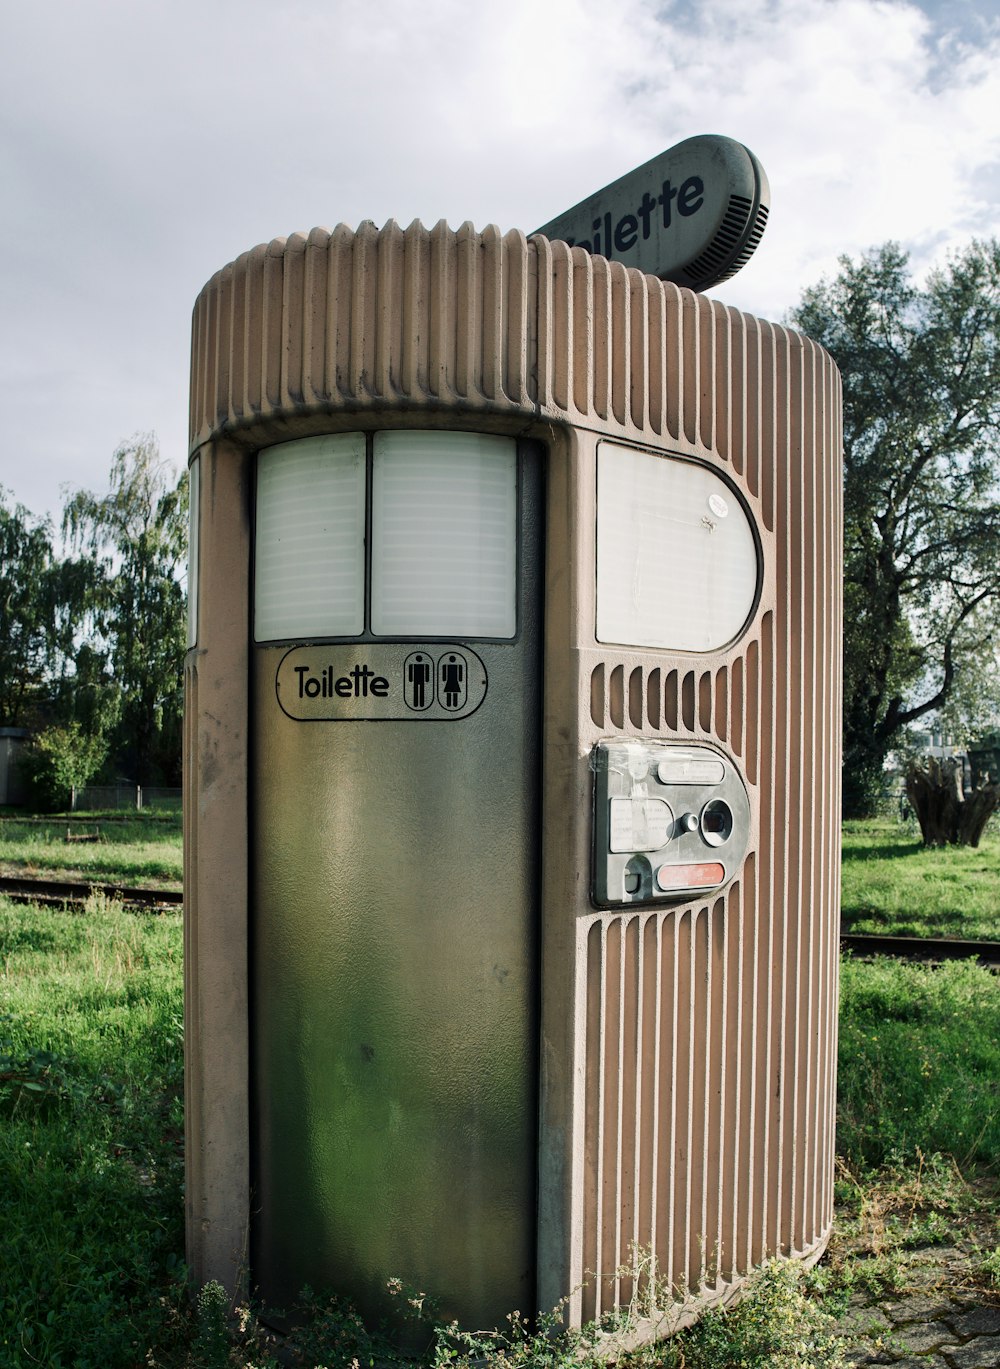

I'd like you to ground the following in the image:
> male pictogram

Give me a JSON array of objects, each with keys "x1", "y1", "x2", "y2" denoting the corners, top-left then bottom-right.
[
  {"x1": 404, "y1": 652, "x2": 433, "y2": 710},
  {"x1": 439, "y1": 652, "x2": 466, "y2": 710}
]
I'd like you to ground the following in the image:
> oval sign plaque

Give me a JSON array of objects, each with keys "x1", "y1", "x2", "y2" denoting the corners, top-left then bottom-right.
[{"x1": 275, "y1": 644, "x2": 488, "y2": 722}]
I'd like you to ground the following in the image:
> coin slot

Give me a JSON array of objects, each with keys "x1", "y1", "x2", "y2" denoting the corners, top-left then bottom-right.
[
  {"x1": 700, "y1": 798, "x2": 733, "y2": 847},
  {"x1": 623, "y1": 855, "x2": 652, "y2": 899}
]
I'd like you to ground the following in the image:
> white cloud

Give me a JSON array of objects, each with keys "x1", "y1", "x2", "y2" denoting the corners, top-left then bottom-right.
[{"x1": 0, "y1": 0, "x2": 998, "y2": 518}]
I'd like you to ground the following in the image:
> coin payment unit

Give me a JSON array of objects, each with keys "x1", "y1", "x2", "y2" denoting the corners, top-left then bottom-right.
[{"x1": 593, "y1": 741, "x2": 751, "y2": 906}]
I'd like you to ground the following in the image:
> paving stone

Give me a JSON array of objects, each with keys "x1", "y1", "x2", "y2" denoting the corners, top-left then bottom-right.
[
  {"x1": 887, "y1": 1358, "x2": 953, "y2": 1369},
  {"x1": 944, "y1": 1337, "x2": 1000, "y2": 1368},
  {"x1": 910, "y1": 1266, "x2": 959, "y2": 1290},
  {"x1": 893, "y1": 1320, "x2": 957, "y2": 1352},
  {"x1": 946, "y1": 1306, "x2": 1000, "y2": 1338},
  {"x1": 884, "y1": 1296, "x2": 960, "y2": 1325}
]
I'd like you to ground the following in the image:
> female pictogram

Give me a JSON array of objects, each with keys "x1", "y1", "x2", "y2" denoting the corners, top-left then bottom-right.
[{"x1": 439, "y1": 652, "x2": 467, "y2": 710}]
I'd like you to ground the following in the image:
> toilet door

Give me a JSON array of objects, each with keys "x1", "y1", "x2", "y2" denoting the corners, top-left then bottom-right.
[{"x1": 250, "y1": 431, "x2": 543, "y2": 1332}]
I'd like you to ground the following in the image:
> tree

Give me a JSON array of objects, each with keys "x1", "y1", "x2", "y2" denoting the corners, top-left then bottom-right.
[
  {"x1": 791, "y1": 241, "x2": 1000, "y2": 816},
  {"x1": 905, "y1": 756, "x2": 999, "y2": 849},
  {"x1": 62, "y1": 434, "x2": 188, "y2": 787},
  {"x1": 41, "y1": 557, "x2": 119, "y2": 742},
  {"x1": 0, "y1": 491, "x2": 58, "y2": 727},
  {"x1": 19, "y1": 722, "x2": 109, "y2": 812}
]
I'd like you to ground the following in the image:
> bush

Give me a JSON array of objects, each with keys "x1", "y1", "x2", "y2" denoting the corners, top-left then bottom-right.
[{"x1": 18, "y1": 722, "x2": 107, "y2": 811}]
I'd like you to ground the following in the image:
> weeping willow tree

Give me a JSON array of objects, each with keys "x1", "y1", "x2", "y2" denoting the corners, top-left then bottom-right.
[{"x1": 62, "y1": 434, "x2": 188, "y2": 786}]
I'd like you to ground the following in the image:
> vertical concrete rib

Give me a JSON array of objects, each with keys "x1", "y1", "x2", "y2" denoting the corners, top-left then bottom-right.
[
  {"x1": 202, "y1": 270, "x2": 220, "y2": 437},
  {"x1": 681, "y1": 292, "x2": 699, "y2": 446},
  {"x1": 455, "y1": 221, "x2": 483, "y2": 401},
  {"x1": 547, "y1": 239, "x2": 573, "y2": 415},
  {"x1": 618, "y1": 917, "x2": 639, "y2": 1304},
  {"x1": 629, "y1": 270, "x2": 650, "y2": 434},
  {"x1": 424, "y1": 220, "x2": 449, "y2": 400},
  {"x1": 400, "y1": 220, "x2": 426, "y2": 399},
  {"x1": 582, "y1": 919, "x2": 603, "y2": 1323},
  {"x1": 349, "y1": 221, "x2": 378, "y2": 400},
  {"x1": 278, "y1": 231, "x2": 305, "y2": 408},
  {"x1": 647, "y1": 281, "x2": 668, "y2": 436},
  {"x1": 324, "y1": 226, "x2": 352, "y2": 402},
  {"x1": 658, "y1": 913, "x2": 678, "y2": 1297},
  {"x1": 637, "y1": 914, "x2": 658, "y2": 1299},
  {"x1": 664, "y1": 281, "x2": 685, "y2": 444},
  {"x1": 502, "y1": 229, "x2": 530, "y2": 406},
  {"x1": 302, "y1": 228, "x2": 330, "y2": 405},
  {"x1": 731, "y1": 307, "x2": 749, "y2": 487},
  {"x1": 478, "y1": 224, "x2": 501, "y2": 403},
  {"x1": 214, "y1": 263, "x2": 234, "y2": 430},
  {"x1": 714, "y1": 303, "x2": 735, "y2": 472},
  {"x1": 800, "y1": 337, "x2": 818, "y2": 1253},
  {"x1": 599, "y1": 919, "x2": 621, "y2": 1314},
  {"x1": 374, "y1": 219, "x2": 402, "y2": 399},
  {"x1": 228, "y1": 252, "x2": 250, "y2": 420},
  {"x1": 785, "y1": 329, "x2": 806, "y2": 1256},
  {"x1": 592, "y1": 257, "x2": 613, "y2": 423},
  {"x1": 705, "y1": 899, "x2": 726, "y2": 1287},
  {"x1": 697, "y1": 294, "x2": 717, "y2": 454},
  {"x1": 261, "y1": 239, "x2": 284, "y2": 412},
  {"x1": 609, "y1": 261, "x2": 629, "y2": 428}
]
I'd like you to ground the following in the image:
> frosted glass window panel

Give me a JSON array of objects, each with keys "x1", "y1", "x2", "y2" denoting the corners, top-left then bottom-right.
[
  {"x1": 372, "y1": 433, "x2": 517, "y2": 638},
  {"x1": 187, "y1": 457, "x2": 200, "y2": 649},
  {"x1": 255, "y1": 434, "x2": 366, "y2": 641},
  {"x1": 597, "y1": 444, "x2": 759, "y2": 651}
]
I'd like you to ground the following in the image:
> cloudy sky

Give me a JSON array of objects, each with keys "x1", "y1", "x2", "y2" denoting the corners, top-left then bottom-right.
[{"x1": 1, "y1": 0, "x2": 998, "y2": 525}]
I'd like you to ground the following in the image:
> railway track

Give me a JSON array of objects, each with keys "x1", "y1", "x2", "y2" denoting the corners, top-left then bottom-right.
[
  {"x1": 840, "y1": 931, "x2": 1000, "y2": 966},
  {"x1": 0, "y1": 873, "x2": 182, "y2": 912},
  {"x1": 2, "y1": 873, "x2": 997, "y2": 964}
]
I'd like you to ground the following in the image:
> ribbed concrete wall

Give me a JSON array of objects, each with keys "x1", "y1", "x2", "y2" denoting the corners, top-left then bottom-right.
[
  {"x1": 186, "y1": 218, "x2": 841, "y2": 1338},
  {"x1": 190, "y1": 218, "x2": 817, "y2": 467},
  {"x1": 577, "y1": 327, "x2": 842, "y2": 1319}
]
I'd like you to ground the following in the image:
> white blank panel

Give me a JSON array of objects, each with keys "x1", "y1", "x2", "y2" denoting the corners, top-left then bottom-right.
[
  {"x1": 371, "y1": 432, "x2": 517, "y2": 638},
  {"x1": 255, "y1": 434, "x2": 366, "y2": 641},
  {"x1": 597, "y1": 443, "x2": 759, "y2": 651}
]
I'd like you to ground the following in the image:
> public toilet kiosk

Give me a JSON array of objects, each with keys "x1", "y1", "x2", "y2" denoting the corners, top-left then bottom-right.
[{"x1": 184, "y1": 203, "x2": 842, "y2": 1343}]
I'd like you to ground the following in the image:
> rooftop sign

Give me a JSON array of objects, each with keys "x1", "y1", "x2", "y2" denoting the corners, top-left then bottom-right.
[{"x1": 534, "y1": 134, "x2": 769, "y2": 293}]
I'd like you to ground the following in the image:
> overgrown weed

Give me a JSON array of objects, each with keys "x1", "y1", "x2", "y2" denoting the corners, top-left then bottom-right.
[
  {"x1": 824, "y1": 1150, "x2": 1000, "y2": 1308},
  {"x1": 143, "y1": 1258, "x2": 849, "y2": 1369}
]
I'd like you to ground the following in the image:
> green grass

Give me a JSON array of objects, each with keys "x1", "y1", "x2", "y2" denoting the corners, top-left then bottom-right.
[
  {"x1": 838, "y1": 956, "x2": 1000, "y2": 1168},
  {"x1": 0, "y1": 815, "x2": 182, "y2": 888},
  {"x1": 0, "y1": 895, "x2": 185, "y2": 1368},
  {"x1": 2, "y1": 816, "x2": 999, "y2": 1366},
  {"x1": 841, "y1": 816, "x2": 1000, "y2": 939}
]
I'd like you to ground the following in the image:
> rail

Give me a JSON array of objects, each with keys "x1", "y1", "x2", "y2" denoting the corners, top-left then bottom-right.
[
  {"x1": 0, "y1": 874, "x2": 182, "y2": 912},
  {"x1": 2, "y1": 872, "x2": 998, "y2": 966}
]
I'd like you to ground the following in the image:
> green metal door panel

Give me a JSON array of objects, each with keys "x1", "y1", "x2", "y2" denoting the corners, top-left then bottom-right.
[{"x1": 251, "y1": 450, "x2": 542, "y2": 1332}]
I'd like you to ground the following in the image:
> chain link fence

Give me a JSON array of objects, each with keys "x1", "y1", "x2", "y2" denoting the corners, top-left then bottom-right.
[{"x1": 70, "y1": 784, "x2": 181, "y2": 812}]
